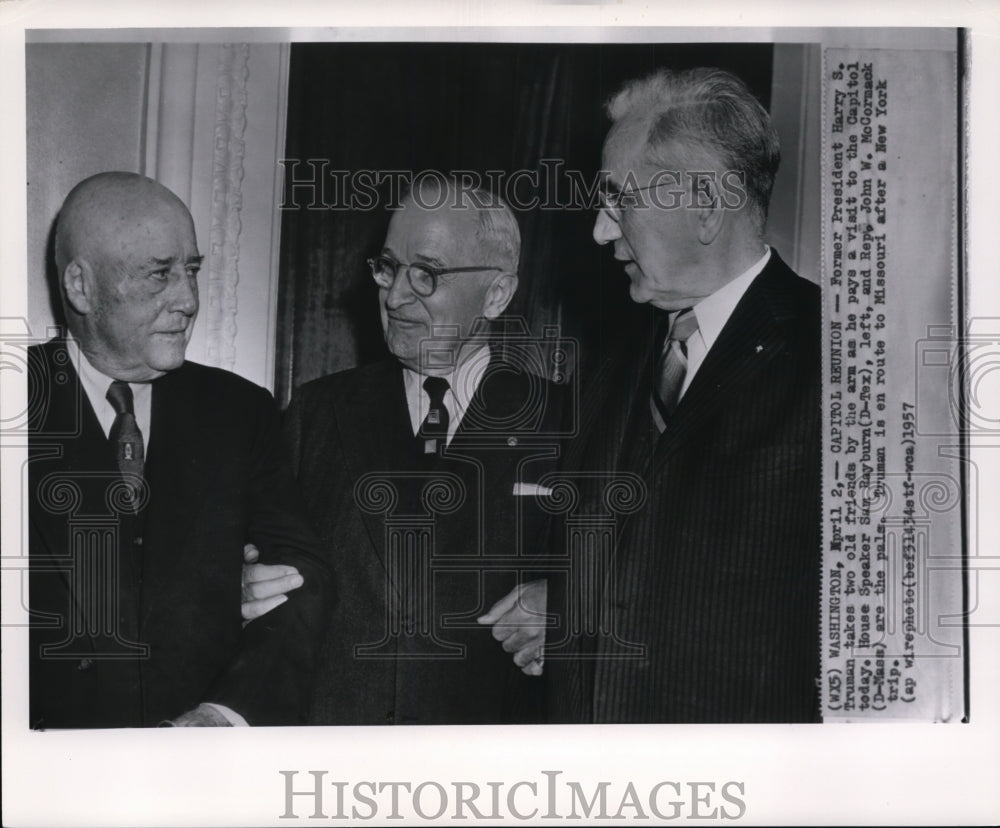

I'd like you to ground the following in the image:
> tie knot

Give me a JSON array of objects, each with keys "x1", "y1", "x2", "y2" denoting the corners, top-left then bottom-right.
[
  {"x1": 106, "y1": 380, "x2": 135, "y2": 415},
  {"x1": 668, "y1": 309, "x2": 699, "y2": 344},
  {"x1": 422, "y1": 375, "x2": 450, "y2": 405}
]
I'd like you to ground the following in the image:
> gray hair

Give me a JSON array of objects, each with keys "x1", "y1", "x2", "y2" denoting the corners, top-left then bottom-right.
[
  {"x1": 606, "y1": 67, "x2": 781, "y2": 230},
  {"x1": 403, "y1": 174, "x2": 521, "y2": 274}
]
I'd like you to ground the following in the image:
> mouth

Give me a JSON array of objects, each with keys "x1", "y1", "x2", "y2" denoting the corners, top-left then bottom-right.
[{"x1": 387, "y1": 314, "x2": 422, "y2": 327}]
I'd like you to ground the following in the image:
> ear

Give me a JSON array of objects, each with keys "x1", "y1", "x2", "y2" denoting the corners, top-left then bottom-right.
[
  {"x1": 693, "y1": 174, "x2": 725, "y2": 246},
  {"x1": 482, "y1": 273, "x2": 518, "y2": 319},
  {"x1": 62, "y1": 260, "x2": 94, "y2": 316}
]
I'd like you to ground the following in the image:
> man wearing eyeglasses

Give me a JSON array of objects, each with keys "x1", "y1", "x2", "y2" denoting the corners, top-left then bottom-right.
[
  {"x1": 543, "y1": 67, "x2": 822, "y2": 723},
  {"x1": 284, "y1": 175, "x2": 562, "y2": 724}
]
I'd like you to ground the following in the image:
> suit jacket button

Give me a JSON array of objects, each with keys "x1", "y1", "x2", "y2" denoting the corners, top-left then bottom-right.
[
  {"x1": 78, "y1": 658, "x2": 92, "y2": 671},
  {"x1": 385, "y1": 710, "x2": 394, "y2": 723}
]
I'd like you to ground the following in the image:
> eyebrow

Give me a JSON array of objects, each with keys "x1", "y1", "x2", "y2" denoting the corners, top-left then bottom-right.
[
  {"x1": 411, "y1": 253, "x2": 445, "y2": 268},
  {"x1": 598, "y1": 175, "x2": 622, "y2": 194},
  {"x1": 144, "y1": 255, "x2": 205, "y2": 267},
  {"x1": 380, "y1": 248, "x2": 446, "y2": 268}
]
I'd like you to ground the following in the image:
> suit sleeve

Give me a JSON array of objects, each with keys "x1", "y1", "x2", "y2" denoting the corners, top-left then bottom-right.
[{"x1": 209, "y1": 385, "x2": 333, "y2": 725}]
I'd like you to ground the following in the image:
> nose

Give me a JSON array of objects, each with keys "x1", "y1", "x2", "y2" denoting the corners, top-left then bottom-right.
[
  {"x1": 383, "y1": 266, "x2": 416, "y2": 310},
  {"x1": 171, "y1": 268, "x2": 199, "y2": 316},
  {"x1": 593, "y1": 208, "x2": 621, "y2": 246}
]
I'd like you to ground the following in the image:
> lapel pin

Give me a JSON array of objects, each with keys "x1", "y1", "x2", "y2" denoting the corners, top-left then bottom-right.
[{"x1": 755, "y1": 345, "x2": 764, "y2": 354}]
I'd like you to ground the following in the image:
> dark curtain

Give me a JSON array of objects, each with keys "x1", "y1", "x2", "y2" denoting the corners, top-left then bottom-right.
[{"x1": 275, "y1": 42, "x2": 773, "y2": 406}]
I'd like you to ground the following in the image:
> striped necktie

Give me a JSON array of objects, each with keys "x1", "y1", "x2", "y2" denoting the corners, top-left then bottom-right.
[{"x1": 651, "y1": 309, "x2": 699, "y2": 431}]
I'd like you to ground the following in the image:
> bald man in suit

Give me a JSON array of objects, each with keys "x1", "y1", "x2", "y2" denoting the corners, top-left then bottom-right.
[{"x1": 28, "y1": 172, "x2": 330, "y2": 728}]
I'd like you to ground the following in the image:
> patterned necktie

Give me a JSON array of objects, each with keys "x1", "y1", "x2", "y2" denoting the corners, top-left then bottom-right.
[
  {"x1": 651, "y1": 309, "x2": 699, "y2": 431},
  {"x1": 418, "y1": 375, "x2": 450, "y2": 455},
  {"x1": 106, "y1": 380, "x2": 146, "y2": 484}
]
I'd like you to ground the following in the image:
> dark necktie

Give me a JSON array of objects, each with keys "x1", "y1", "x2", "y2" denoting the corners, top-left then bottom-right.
[
  {"x1": 651, "y1": 309, "x2": 699, "y2": 431},
  {"x1": 418, "y1": 375, "x2": 450, "y2": 455},
  {"x1": 106, "y1": 380, "x2": 146, "y2": 484}
]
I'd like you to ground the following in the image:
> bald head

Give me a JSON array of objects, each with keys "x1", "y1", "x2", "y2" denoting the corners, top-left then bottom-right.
[
  {"x1": 55, "y1": 172, "x2": 202, "y2": 381},
  {"x1": 55, "y1": 172, "x2": 193, "y2": 275}
]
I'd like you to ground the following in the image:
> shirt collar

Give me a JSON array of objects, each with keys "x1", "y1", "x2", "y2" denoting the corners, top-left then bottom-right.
[
  {"x1": 689, "y1": 246, "x2": 771, "y2": 352},
  {"x1": 67, "y1": 333, "x2": 119, "y2": 407},
  {"x1": 65, "y1": 333, "x2": 153, "y2": 441},
  {"x1": 402, "y1": 342, "x2": 491, "y2": 420}
]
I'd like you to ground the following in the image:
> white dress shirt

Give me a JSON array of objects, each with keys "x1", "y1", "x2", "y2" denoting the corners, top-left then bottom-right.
[
  {"x1": 675, "y1": 246, "x2": 772, "y2": 399},
  {"x1": 402, "y1": 343, "x2": 490, "y2": 445}
]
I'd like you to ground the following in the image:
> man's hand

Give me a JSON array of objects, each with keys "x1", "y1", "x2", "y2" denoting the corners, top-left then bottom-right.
[
  {"x1": 477, "y1": 579, "x2": 548, "y2": 676},
  {"x1": 241, "y1": 543, "x2": 304, "y2": 623},
  {"x1": 164, "y1": 703, "x2": 235, "y2": 727}
]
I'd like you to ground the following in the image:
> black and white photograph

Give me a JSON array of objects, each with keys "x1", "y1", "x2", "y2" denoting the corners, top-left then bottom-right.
[{"x1": 2, "y1": 2, "x2": 998, "y2": 825}]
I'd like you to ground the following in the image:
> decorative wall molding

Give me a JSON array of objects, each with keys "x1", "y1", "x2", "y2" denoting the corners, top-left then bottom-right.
[
  {"x1": 204, "y1": 43, "x2": 250, "y2": 372},
  {"x1": 767, "y1": 43, "x2": 822, "y2": 284},
  {"x1": 141, "y1": 42, "x2": 287, "y2": 387}
]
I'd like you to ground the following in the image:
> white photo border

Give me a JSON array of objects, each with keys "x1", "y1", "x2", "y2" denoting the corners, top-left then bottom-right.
[{"x1": 2, "y1": 3, "x2": 999, "y2": 826}]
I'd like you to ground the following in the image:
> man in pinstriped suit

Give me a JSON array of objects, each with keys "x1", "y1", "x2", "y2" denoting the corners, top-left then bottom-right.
[{"x1": 544, "y1": 67, "x2": 822, "y2": 722}]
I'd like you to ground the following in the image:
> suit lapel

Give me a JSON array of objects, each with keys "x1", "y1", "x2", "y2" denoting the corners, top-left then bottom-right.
[
  {"x1": 335, "y1": 360, "x2": 412, "y2": 572},
  {"x1": 454, "y1": 352, "x2": 532, "y2": 444},
  {"x1": 571, "y1": 304, "x2": 662, "y2": 478},
  {"x1": 30, "y1": 344, "x2": 117, "y2": 560},
  {"x1": 142, "y1": 366, "x2": 212, "y2": 559},
  {"x1": 613, "y1": 255, "x2": 802, "y2": 551},
  {"x1": 652, "y1": 254, "x2": 801, "y2": 466},
  {"x1": 451, "y1": 355, "x2": 528, "y2": 522},
  {"x1": 38, "y1": 341, "x2": 111, "y2": 472}
]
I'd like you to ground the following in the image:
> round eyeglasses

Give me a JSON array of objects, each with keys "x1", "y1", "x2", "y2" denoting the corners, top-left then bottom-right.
[{"x1": 367, "y1": 255, "x2": 503, "y2": 298}]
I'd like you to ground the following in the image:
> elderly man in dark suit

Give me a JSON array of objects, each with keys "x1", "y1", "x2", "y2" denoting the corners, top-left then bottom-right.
[
  {"x1": 285, "y1": 176, "x2": 563, "y2": 725},
  {"x1": 544, "y1": 67, "x2": 821, "y2": 723},
  {"x1": 28, "y1": 171, "x2": 329, "y2": 728}
]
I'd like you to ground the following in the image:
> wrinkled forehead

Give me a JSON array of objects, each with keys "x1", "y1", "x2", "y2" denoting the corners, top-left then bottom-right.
[
  {"x1": 66, "y1": 183, "x2": 196, "y2": 260},
  {"x1": 97, "y1": 201, "x2": 197, "y2": 263},
  {"x1": 601, "y1": 117, "x2": 656, "y2": 181},
  {"x1": 385, "y1": 200, "x2": 483, "y2": 263}
]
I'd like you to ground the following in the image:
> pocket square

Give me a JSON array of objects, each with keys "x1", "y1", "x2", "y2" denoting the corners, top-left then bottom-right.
[{"x1": 512, "y1": 482, "x2": 553, "y2": 496}]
